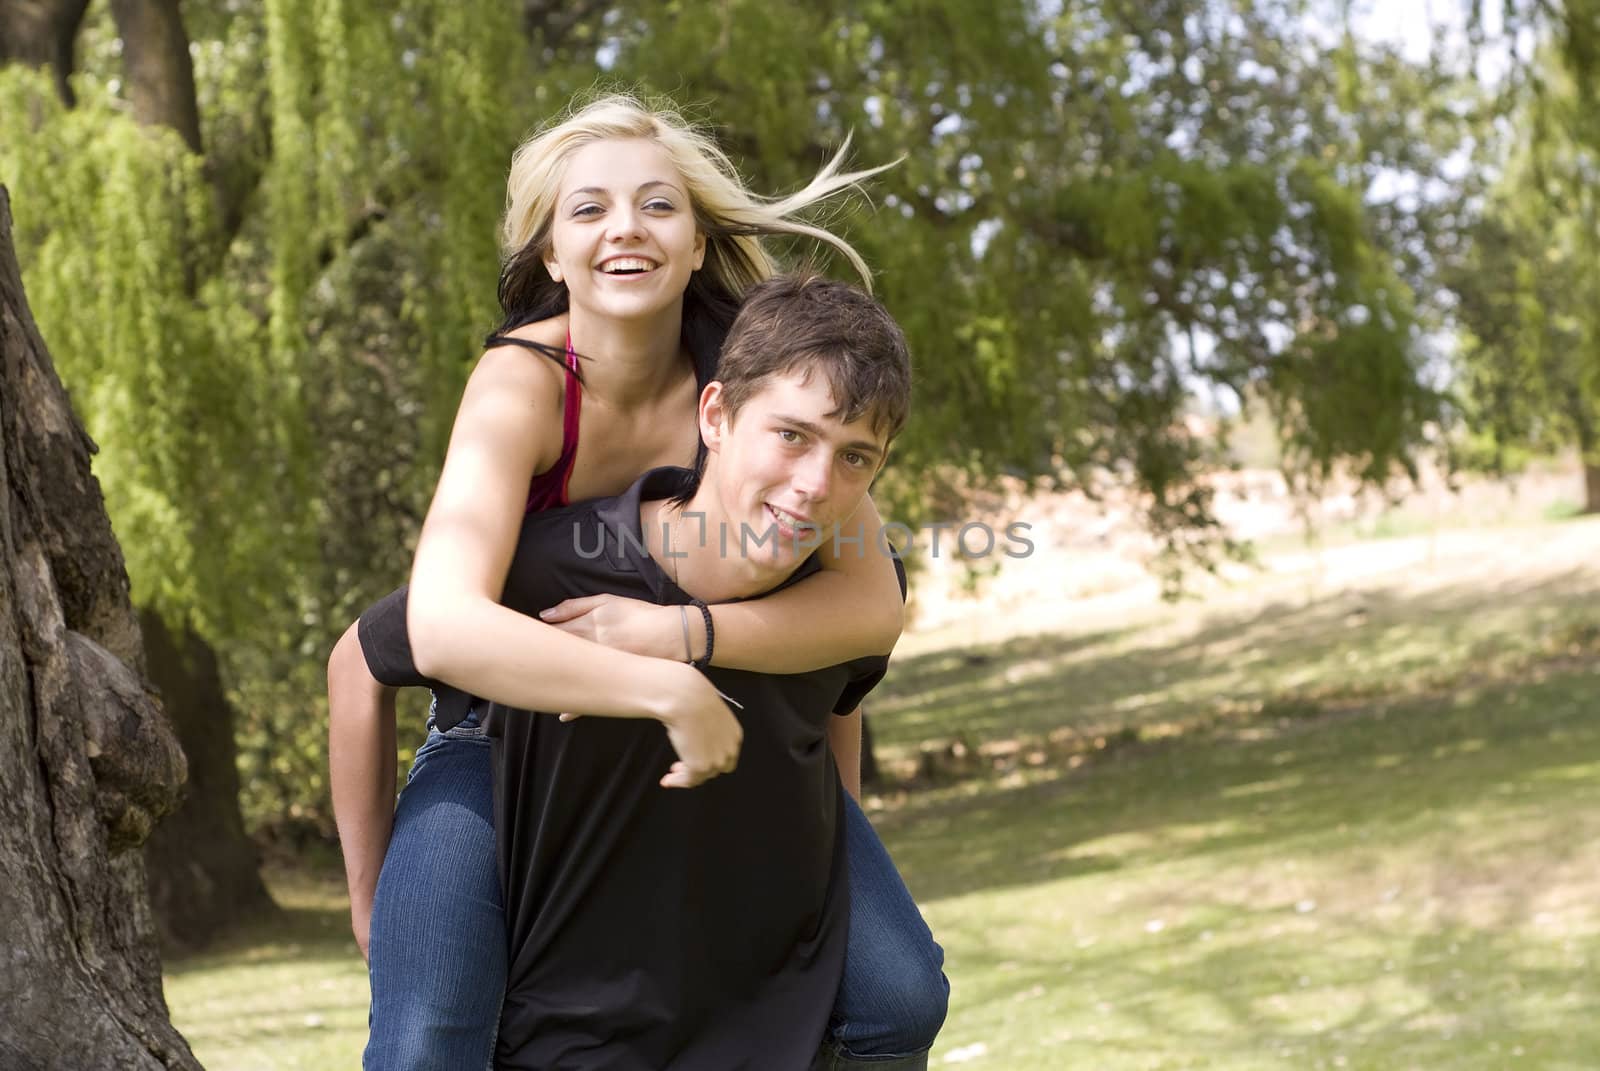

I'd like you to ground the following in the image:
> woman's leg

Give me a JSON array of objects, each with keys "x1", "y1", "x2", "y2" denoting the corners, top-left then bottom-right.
[
  {"x1": 821, "y1": 791, "x2": 950, "y2": 1069},
  {"x1": 364, "y1": 707, "x2": 504, "y2": 1071}
]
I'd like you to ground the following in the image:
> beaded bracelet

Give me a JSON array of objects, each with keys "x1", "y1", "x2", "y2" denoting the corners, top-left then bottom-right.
[{"x1": 690, "y1": 598, "x2": 714, "y2": 670}]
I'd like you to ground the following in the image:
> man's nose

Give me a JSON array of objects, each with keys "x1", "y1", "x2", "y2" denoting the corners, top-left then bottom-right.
[{"x1": 793, "y1": 450, "x2": 832, "y2": 501}]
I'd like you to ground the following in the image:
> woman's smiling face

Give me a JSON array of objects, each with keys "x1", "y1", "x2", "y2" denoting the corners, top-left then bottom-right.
[{"x1": 543, "y1": 137, "x2": 706, "y2": 322}]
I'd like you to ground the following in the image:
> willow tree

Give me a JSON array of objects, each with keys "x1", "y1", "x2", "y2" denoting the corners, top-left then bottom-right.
[
  {"x1": 0, "y1": 0, "x2": 600, "y2": 926},
  {"x1": 1455, "y1": 1, "x2": 1600, "y2": 510}
]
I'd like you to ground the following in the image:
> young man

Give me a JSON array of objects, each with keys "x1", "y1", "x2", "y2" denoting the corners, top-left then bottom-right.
[{"x1": 351, "y1": 273, "x2": 929, "y2": 1068}]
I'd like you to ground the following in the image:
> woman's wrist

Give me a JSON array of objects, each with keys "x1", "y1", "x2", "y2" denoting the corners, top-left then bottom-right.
[
  {"x1": 667, "y1": 602, "x2": 709, "y2": 664},
  {"x1": 642, "y1": 659, "x2": 704, "y2": 724}
]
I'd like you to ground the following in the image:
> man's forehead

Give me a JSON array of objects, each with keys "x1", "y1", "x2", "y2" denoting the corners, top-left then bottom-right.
[{"x1": 748, "y1": 370, "x2": 889, "y2": 452}]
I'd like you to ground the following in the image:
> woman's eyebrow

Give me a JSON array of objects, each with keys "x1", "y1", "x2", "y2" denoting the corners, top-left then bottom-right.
[
  {"x1": 636, "y1": 179, "x2": 686, "y2": 197},
  {"x1": 564, "y1": 180, "x2": 684, "y2": 204}
]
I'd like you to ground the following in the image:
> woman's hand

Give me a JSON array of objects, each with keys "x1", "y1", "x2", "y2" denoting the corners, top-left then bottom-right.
[
  {"x1": 649, "y1": 662, "x2": 743, "y2": 789},
  {"x1": 540, "y1": 594, "x2": 690, "y2": 661}
]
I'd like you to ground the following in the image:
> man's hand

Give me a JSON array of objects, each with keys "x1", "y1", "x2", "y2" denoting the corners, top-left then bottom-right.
[
  {"x1": 540, "y1": 594, "x2": 688, "y2": 661},
  {"x1": 352, "y1": 901, "x2": 374, "y2": 964}
]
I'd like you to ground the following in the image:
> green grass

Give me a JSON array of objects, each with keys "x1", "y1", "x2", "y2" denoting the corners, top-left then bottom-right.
[
  {"x1": 883, "y1": 663, "x2": 1600, "y2": 1068},
  {"x1": 869, "y1": 555, "x2": 1600, "y2": 779},
  {"x1": 1543, "y1": 499, "x2": 1586, "y2": 522},
  {"x1": 164, "y1": 872, "x2": 368, "y2": 1068},
  {"x1": 163, "y1": 518, "x2": 1600, "y2": 1069}
]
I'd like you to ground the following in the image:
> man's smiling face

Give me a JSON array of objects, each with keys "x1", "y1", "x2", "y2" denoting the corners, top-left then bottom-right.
[{"x1": 697, "y1": 369, "x2": 887, "y2": 577}]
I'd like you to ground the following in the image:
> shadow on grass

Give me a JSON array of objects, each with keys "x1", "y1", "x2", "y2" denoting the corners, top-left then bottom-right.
[
  {"x1": 870, "y1": 570, "x2": 1600, "y2": 773},
  {"x1": 879, "y1": 663, "x2": 1600, "y2": 906},
  {"x1": 884, "y1": 662, "x2": 1600, "y2": 1068},
  {"x1": 165, "y1": 881, "x2": 355, "y2": 975}
]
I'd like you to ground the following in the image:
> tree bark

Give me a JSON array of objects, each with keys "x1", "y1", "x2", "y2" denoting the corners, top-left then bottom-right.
[
  {"x1": 0, "y1": 186, "x2": 201, "y2": 1069},
  {"x1": 107, "y1": 0, "x2": 202, "y2": 154},
  {"x1": 0, "y1": 0, "x2": 92, "y2": 106},
  {"x1": 142, "y1": 609, "x2": 277, "y2": 952}
]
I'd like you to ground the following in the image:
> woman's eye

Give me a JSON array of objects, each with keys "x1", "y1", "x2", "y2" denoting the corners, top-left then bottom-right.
[
  {"x1": 643, "y1": 199, "x2": 675, "y2": 212},
  {"x1": 572, "y1": 204, "x2": 603, "y2": 218}
]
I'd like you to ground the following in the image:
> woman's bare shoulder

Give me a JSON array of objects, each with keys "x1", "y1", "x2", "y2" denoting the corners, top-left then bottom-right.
[
  {"x1": 495, "y1": 314, "x2": 569, "y2": 351},
  {"x1": 470, "y1": 314, "x2": 570, "y2": 406}
]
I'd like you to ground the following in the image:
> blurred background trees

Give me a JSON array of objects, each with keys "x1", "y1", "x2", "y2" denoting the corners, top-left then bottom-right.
[{"x1": 1, "y1": 0, "x2": 1593, "y2": 941}]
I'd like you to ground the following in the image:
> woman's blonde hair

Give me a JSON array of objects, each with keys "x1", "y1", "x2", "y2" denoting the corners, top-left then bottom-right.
[{"x1": 496, "y1": 92, "x2": 891, "y2": 330}]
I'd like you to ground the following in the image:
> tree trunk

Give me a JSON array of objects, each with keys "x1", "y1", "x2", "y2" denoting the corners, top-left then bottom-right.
[
  {"x1": 0, "y1": 186, "x2": 201, "y2": 1069},
  {"x1": 1585, "y1": 461, "x2": 1600, "y2": 515},
  {"x1": 107, "y1": 0, "x2": 202, "y2": 155},
  {"x1": 141, "y1": 609, "x2": 277, "y2": 952},
  {"x1": 0, "y1": 0, "x2": 92, "y2": 106}
]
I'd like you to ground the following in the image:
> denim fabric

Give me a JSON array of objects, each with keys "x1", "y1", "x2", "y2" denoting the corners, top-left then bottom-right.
[
  {"x1": 364, "y1": 709, "x2": 946, "y2": 1069},
  {"x1": 363, "y1": 705, "x2": 503, "y2": 1071},
  {"x1": 821, "y1": 791, "x2": 950, "y2": 1068}
]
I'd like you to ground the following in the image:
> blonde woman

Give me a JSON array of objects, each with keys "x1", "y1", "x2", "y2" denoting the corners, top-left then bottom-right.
[{"x1": 328, "y1": 95, "x2": 946, "y2": 1069}]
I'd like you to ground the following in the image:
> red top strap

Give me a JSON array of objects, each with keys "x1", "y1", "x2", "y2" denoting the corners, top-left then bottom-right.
[{"x1": 523, "y1": 333, "x2": 582, "y2": 514}]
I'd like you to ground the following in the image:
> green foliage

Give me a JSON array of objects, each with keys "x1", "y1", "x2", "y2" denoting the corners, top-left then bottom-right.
[
  {"x1": 1, "y1": 69, "x2": 256, "y2": 633},
  {"x1": 1, "y1": 0, "x2": 1477, "y2": 832},
  {"x1": 1447, "y1": 34, "x2": 1600, "y2": 485}
]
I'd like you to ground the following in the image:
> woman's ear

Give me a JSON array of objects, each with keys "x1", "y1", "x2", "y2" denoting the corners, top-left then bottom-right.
[
  {"x1": 544, "y1": 257, "x2": 564, "y2": 284},
  {"x1": 692, "y1": 230, "x2": 706, "y2": 271}
]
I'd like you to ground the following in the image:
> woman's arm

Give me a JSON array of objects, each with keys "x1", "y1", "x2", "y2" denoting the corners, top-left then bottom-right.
[
  {"x1": 402, "y1": 341, "x2": 741, "y2": 784},
  {"x1": 543, "y1": 495, "x2": 904, "y2": 673},
  {"x1": 708, "y1": 493, "x2": 902, "y2": 671},
  {"x1": 327, "y1": 620, "x2": 398, "y2": 961}
]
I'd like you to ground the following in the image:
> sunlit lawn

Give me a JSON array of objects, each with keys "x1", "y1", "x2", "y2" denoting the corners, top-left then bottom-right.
[
  {"x1": 164, "y1": 516, "x2": 1600, "y2": 1069},
  {"x1": 164, "y1": 869, "x2": 369, "y2": 1069},
  {"x1": 888, "y1": 664, "x2": 1600, "y2": 1068}
]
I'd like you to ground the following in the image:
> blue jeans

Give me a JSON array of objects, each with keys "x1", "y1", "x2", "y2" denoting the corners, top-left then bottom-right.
[
  {"x1": 364, "y1": 710, "x2": 502, "y2": 1070},
  {"x1": 365, "y1": 710, "x2": 947, "y2": 1070},
  {"x1": 820, "y1": 790, "x2": 949, "y2": 1068}
]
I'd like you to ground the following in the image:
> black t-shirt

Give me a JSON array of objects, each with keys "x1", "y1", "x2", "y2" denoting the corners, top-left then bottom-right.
[{"x1": 358, "y1": 467, "x2": 893, "y2": 1068}]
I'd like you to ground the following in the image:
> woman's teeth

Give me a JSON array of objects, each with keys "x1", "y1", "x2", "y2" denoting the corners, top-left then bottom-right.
[{"x1": 601, "y1": 257, "x2": 655, "y2": 274}]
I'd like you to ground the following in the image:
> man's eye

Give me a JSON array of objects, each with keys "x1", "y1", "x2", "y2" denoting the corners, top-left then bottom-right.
[
  {"x1": 778, "y1": 429, "x2": 801, "y2": 443},
  {"x1": 843, "y1": 452, "x2": 866, "y2": 468}
]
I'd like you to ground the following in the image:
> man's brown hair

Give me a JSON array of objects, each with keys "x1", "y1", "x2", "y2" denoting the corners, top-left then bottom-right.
[{"x1": 715, "y1": 272, "x2": 912, "y2": 444}]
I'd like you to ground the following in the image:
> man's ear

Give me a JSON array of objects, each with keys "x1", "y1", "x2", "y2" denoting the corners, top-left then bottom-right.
[{"x1": 698, "y1": 381, "x2": 727, "y2": 454}]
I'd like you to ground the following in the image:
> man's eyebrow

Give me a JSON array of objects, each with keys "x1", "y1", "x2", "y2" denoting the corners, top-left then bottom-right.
[
  {"x1": 774, "y1": 415, "x2": 884, "y2": 457},
  {"x1": 563, "y1": 180, "x2": 685, "y2": 203}
]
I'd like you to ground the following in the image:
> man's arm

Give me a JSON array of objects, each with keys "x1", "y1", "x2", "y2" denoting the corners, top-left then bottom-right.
[
  {"x1": 328, "y1": 620, "x2": 398, "y2": 961},
  {"x1": 828, "y1": 705, "x2": 863, "y2": 802},
  {"x1": 707, "y1": 495, "x2": 903, "y2": 671}
]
